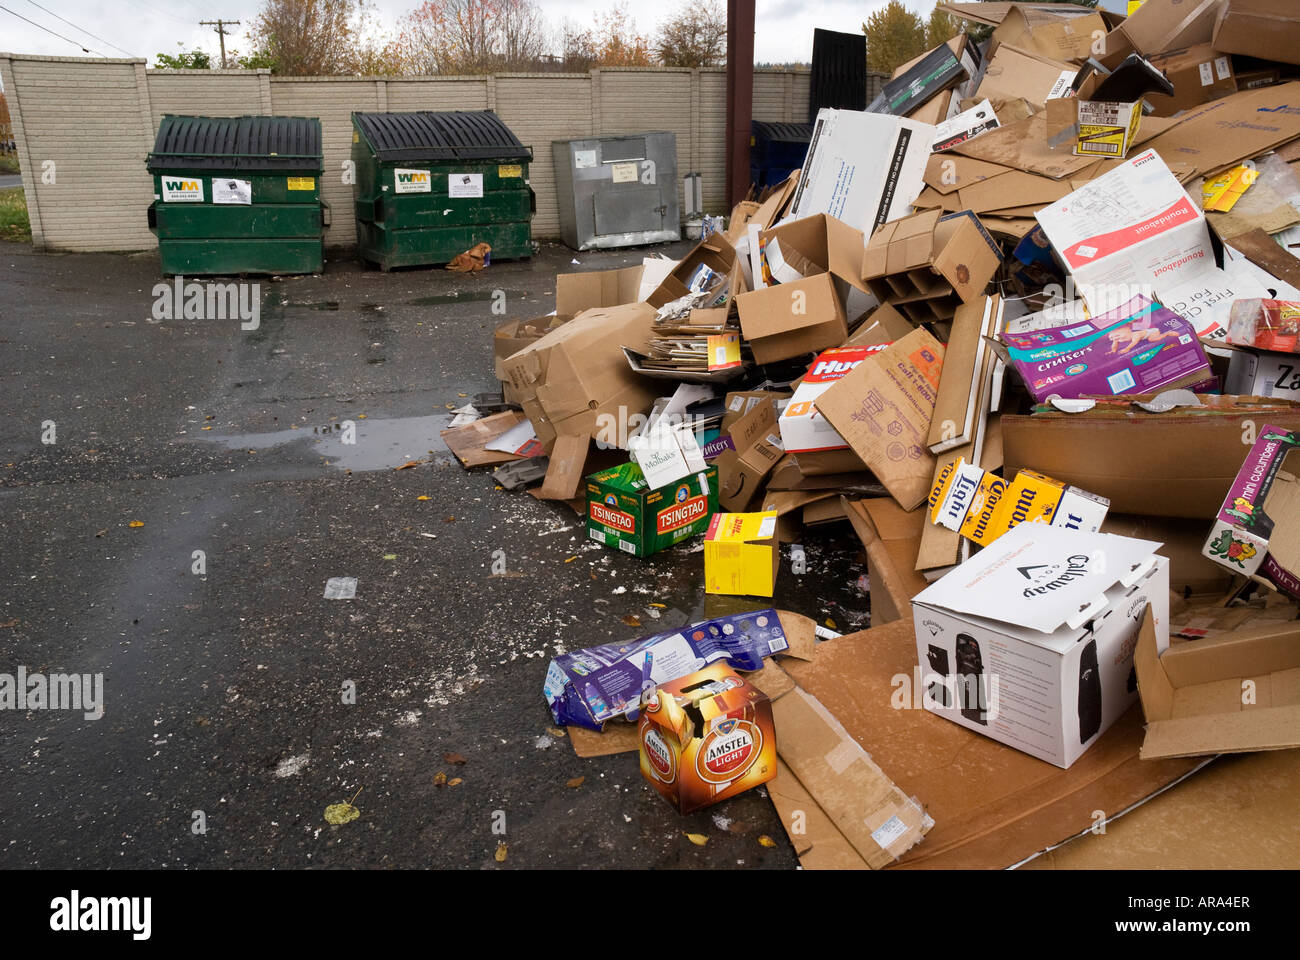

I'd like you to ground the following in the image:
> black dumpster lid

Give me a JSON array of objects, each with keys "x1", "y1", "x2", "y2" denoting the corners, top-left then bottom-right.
[
  {"x1": 146, "y1": 115, "x2": 323, "y2": 172},
  {"x1": 353, "y1": 110, "x2": 531, "y2": 163},
  {"x1": 750, "y1": 121, "x2": 814, "y2": 143}
]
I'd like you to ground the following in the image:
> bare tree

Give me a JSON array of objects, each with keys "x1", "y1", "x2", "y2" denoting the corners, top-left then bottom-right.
[
  {"x1": 394, "y1": 0, "x2": 549, "y2": 74},
  {"x1": 245, "y1": 0, "x2": 375, "y2": 75},
  {"x1": 655, "y1": 0, "x2": 726, "y2": 68}
]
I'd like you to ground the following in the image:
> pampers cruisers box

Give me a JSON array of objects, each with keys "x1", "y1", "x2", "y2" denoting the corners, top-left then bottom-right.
[
  {"x1": 639, "y1": 662, "x2": 776, "y2": 814},
  {"x1": 911, "y1": 525, "x2": 1170, "y2": 768},
  {"x1": 998, "y1": 295, "x2": 1212, "y2": 402}
]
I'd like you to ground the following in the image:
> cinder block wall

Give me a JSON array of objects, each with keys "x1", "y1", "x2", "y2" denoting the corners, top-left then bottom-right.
[{"x1": 0, "y1": 53, "x2": 815, "y2": 253}]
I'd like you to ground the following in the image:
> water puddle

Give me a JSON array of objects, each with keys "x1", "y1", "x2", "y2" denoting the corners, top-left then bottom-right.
[{"x1": 200, "y1": 413, "x2": 454, "y2": 471}]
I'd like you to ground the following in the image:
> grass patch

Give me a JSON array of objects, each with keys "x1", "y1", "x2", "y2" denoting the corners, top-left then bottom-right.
[
  {"x1": 0, "y1": 186, "x2": 31, "y2": 242},
  {"x1": 0, "y1": 153, "x2": 19, "y2": 175}
]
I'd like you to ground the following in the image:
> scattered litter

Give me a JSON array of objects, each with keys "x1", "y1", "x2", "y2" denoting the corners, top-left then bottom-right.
[{"x1": 323, "y1": 577, "x2": 357, "y2": 600}]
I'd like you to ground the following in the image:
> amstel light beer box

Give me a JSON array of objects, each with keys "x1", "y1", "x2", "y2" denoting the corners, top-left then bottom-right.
[
  {"x1": 586, "y1": 462, "x2": 718, "y2": 557},
  {"x1": 639, "y1": 663, "x2": 776, "y2": 814}
]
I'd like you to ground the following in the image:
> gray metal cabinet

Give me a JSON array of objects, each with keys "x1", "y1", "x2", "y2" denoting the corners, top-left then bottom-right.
[{"x1": 552, "y1": 133, "x2": 681, "y2": 250}]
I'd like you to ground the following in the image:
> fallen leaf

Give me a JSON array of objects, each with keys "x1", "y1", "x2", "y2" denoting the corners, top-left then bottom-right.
[
  {"x1": 458, "y1": 392, "x2": 467, "y2": 397},
  {"x1": 650, "y1": 603, "x2": 666, "y2": 608},
  {"x1": 324, "y1": 802, "x2": 360, "y2": 825},
  {"x1": 0, "y1": 618, "x2": 19, "y2": 628},
  {"x1": 383, "y1": 553, "x2": 397, "y2": 560},
  {"x1": 758, "y1": 835, "x2": 777, "y2": 848},
  {"x1": 416, "y1": 495, "x2": 430, "y2": 501},
  {"x1": 433, "y1": 771, "x2": 447, "y2": 786},
  {"x1": 564, "y1": 555, "x2": 578, "y2": 563},
  {"x1": 94, "y1": 529, "x2": 107, "y2": 538},
  {"x1": 622, "y1": 614, "x2": 642, "y2": 627},
  {"x1": 395, "y1": 460, "x2": 422, "y2": 470},
  {"x1": 825, "y1": 617, "x2": 838, "y2": 630},
  {"x1": 443, "y1": 516, "x2": 456, "y2": 523},
  {"x1": 128, "y1": 521, "x2": 144, "y2": 528},
  {"x1": 683, "y1": 832, "x2": 708, "y2": 846},
  {"x1": 565, "y1": 776, "x2": 585, "y2": 789},
  {"x1": 443, "y1": 752, "x2": 468, "y2": 765},
  {"x1": 547, "y1": 726, "x2": 567, "y2": 738},
  {"x1": 494, "y1": 843, "x2": 508, "y2": 863},
  {"x1": 201, "y1": 425, "x2": 212, "y2": 431},
  {"x1": 448, "y1": 777, "x2": 463, "y2": 787},
  {"x1": 358, "y1": 414, "x2": 367, "y2": 419}
]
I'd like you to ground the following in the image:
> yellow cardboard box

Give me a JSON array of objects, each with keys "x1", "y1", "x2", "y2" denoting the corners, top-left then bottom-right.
[{"x1": 704, "y1": 510, "x2": 779, "y2": 597}]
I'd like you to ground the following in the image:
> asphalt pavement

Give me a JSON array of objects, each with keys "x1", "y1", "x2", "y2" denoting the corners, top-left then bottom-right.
[{"x1": 0, "y1": 239, "x2": 871, "y2": 868}]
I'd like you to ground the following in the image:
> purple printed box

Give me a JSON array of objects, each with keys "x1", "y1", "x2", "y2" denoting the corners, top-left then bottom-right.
[
  {"x1": 1203, "y1": 425, "x2": 1300, "y2": 599},
  {"x1": 999, "y1": 295, "x2": 1212, "y2": 402}
]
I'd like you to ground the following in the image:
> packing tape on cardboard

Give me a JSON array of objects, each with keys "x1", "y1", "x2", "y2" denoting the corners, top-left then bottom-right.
[
  {"x1": 697, "y1": 471, "x2": 710, "y2": 495},
  {"x1": 825, "y1": 737, "x2": 860, "y2": 775}
]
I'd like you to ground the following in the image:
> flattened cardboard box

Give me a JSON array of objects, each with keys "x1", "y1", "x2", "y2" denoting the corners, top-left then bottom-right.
[
  {"x1": 1136, "y1": 612, "x2": 1300, "y2": 760},
  {"x1": 1002, "y1": 401, "x2": 1300, "y2": 518},
  {"x1": 1212, "y1": 0, "x2": 1300, "y2": 68},
  {"x1": 776, "y1": 618, "x2": 1206, "y2": 868},
  {"x1": 815, "y1": 328, "x2": 946, "y2": 511},
  {"x1": 713, "y1": 397, "x2": 784, "y2": 512},
  {"x1": 843, "y1": 497, "x2": 929, "y2": 625},
  {"x1": 991, "y1": 6, "x2": 1108, "y2": 63}
]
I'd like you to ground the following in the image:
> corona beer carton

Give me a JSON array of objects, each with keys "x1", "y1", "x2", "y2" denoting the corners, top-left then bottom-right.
[
  {"x1": 639, "y1": 662, "x2": 776, "y2": 814},
  {"x1": 586, "y1": 463, "x2": 718, "y2": 557}
]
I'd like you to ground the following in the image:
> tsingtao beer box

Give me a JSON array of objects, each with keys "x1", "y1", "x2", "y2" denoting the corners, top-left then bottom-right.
[
  {"x1": 639, "y1": 662, "x2": 776, "y2": 814},
  {"x1": 586, "y1": 463, "x2": 718, "y2": 557}
]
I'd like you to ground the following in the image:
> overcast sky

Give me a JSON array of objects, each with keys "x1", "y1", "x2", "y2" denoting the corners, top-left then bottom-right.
[{"x1": 2, "y1": 0, "x2": 1128, "y2": 72}]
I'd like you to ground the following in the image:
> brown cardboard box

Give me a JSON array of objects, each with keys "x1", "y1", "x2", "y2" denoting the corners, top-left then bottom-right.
[
  {"x1": 1101, "y1": 513, "x2": 1236, "y2": 596},
  {"x1": 555, "y1": 264, "x2": 644, "y2": 316},
  {"x1": 771, "y1": 686, "x2": 933, "y2": 868},
  {"x1": 757, "y1": 213, "x2": 871, "y2": 297},
  {"x1": 500, "y1": 302, "x2": 658, "y2": 449},
  {"x1": 843, "y1": 497, "x2": 929, "y2": 624},
  {"x1": 713, "y1": 397, "x2": 784, "y2": 512},
  {"x1": 1002, "y1": 400, "x2": 1300, "y2": 518},
  {"x1": 992, "y1": 5, "x2": 1108, "y2": 62},
  {"x1": 814, "y1": 328, "x2": 946, "y2": 510},
  {"x1": 736, "y1": 273, "x2": 849, "y2": 364},
  {"x1": 1145, "y1": 81, "x2": 1300, "y2": 179},
  {"x1": 1116, "y1": 0, "x2": 1224, "y2": 57},
  {"x1": 975, "y1": 43, "x2": 1077, "y2": 108},
  {"x1": 862, "y1": 210, "x2": 1001, "y2": 325},
  {"x1": 1212, "y1": 0, "x2": 1300, "y2": 67},
  {"x1": 1145, "y1": 43, "x2": 1238, "y2": 116},
  {"x1": 773, "y1": 618, "x2": 1206, "y2": 868},
  {"x1": 647, "y1": 232, "x2": 744, "y2": 326},
  {"x1": 1135, "y1": 609, "x2": 1300, "y2": 759},
  {"x1": 844, "y1": 301, "x2": 915, "y2": 347},
  {"x1": 493, "y1": 315, "x2": 567, "y2": 382}
]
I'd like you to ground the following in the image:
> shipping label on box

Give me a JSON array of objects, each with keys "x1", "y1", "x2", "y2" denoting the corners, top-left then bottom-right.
[
  {"x1": 639, "y1": 662, "x2": 777, "y2": 814},
  {"x1": 704, "y1": 510, "x2": 780, "y2": 597},
  {"x1": 586, "y1": 462, "x2": 717, "y2": 557},
  {"x1": 912, "y1": 525, "x2": 1170, "y2": 768},
  {"x1": 545, "y1": 609, "x2": 789, "y2": 730},
  {"x1": 1203, "y1": 425, "x2": 1300, "y2": 598},
  {"x1": 999, "y1": 295, "x2": 1212, "y2": 402},
  {"x1": 1074, "y1": 98, "x2": 1142, "y2": 158}
]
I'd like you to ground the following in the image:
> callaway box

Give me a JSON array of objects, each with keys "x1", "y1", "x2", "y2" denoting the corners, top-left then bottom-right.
[
  {"x1": 639, "y1": 662, "x2": 776, "y2": 814},
  {"x1": 586, "y1": 463, "x2": 717, "y2": 557},
  {"x1": 911, "y1": 525, "x2": 1170, "y2": 768}
]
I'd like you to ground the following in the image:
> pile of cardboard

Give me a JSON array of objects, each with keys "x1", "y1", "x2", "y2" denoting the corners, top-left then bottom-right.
[{"x1": 448, "y1": 0, "x2": 1300, "y2": 870}]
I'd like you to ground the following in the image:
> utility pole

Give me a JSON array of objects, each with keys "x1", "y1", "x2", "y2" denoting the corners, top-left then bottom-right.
[{"x1": 200, "y1": 19, "x2": 240, "y2": 69}]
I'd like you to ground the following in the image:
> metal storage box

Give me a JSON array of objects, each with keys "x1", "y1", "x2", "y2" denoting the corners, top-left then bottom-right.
[
  {"x1": 551, "y1": 133, "x2": 680, "y2": 250},
  {"x1": 146, "y1": 114, "x2": 326, "y2": 276},
  {"x1": 749, "y1": 121, "x2": 812, "y2": 190},
  {"x1": 351, "y1": 110, "x2": 533, "y2": 271}
]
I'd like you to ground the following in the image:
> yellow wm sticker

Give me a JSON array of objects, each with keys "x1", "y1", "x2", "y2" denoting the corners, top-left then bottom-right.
[
  {"x1": 498, "y1": 164, "x2": 522, "y2": 178},
  {"x1": 287, "y1": 177, "x2": 315, "y2": 190}
]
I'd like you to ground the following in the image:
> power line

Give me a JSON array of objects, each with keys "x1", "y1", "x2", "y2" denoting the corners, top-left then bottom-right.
[
  {"x1": 0, "y1": 3, "x2": 106, "y2": 56},
  {"x1": 23, "y1": 0, "x2": 136, "y2": 57}
]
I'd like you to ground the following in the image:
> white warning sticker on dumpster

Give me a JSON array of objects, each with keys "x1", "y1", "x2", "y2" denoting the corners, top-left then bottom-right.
[
  {"x1": 448, "y1": 173, "x2": 483, "y2": 198},
  {"x1": 394, "y1": 168, "x2": 432, "y2": 193},
  {"x1": 160, "y1": 176, "x2": 204, "y2": 203},
  {"x1": 212, "y1": 178, "x2": 252, "y2": 205}
]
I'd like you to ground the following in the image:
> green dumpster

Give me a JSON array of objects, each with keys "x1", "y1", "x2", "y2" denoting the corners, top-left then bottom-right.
[
  {"x1": 146, "y1": 115, "x2": 327, "y2": 276},
  {"x1": 351, "y1": 110, "x2": 534, "y2": 271}
]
